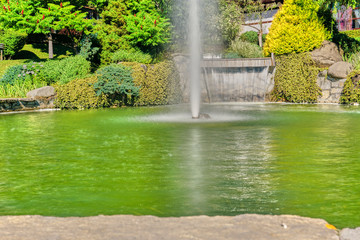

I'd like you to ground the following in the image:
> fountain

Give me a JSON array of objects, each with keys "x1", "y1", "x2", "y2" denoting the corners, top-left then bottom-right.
[{"x1": 189, "y1": 0, "x2": 202, "y2": 119}]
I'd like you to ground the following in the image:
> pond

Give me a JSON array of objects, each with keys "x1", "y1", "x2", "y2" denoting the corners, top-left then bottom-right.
[{"x1": 0, "y1": 103, "x2": 359, "y2": 229}]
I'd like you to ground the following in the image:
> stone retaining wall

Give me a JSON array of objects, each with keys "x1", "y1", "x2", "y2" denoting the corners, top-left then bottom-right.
[
  {"x1": 0, "y1": 98, "x2": 54, "y2": 112},
  {"x1": 317, "y1": 70, "x2": 346, "y2": 103}
]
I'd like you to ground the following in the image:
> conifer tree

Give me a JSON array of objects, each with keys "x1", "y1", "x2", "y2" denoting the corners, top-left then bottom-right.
[{"x1": 263, "y1": 0, "x2": 331, "y2": 56}]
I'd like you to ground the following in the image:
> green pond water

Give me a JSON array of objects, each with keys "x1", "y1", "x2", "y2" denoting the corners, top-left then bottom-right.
[{"x1": 0, "y1": 103, "x2": 359, "y2": 228}]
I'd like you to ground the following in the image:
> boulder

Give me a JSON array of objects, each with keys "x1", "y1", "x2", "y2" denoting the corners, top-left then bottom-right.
[
  {"x1": 311, "y1": 41, "x2": 343, "y2": 68},
  {"x1": 340, "y1": 227, "x2": 360, "y2": 240},
  {"x1": 327, "y1": 61, "x2": 353, "y2": 79},
  {"x1": 26, "y1": 86, "x2": 56, "y2": 99}
]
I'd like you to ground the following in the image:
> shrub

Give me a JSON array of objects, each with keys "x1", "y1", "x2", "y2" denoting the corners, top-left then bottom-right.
[
  {"x1": 342, "y1": 30, "x2": 360, "y2": 40},
  {"x1": 345, "y1": 52, "x2": 360, "y2": 70},
  {"x1": 38, "y1": 55, "x2": 91, "y2": 85},
  {"x1": 0, "y1": 64, "x2": 23, "y2": 86},
  {"x1": 223, "y1": 52, "x2": 241, "y2": 59},
  {"x1": 0, "y1": 29, "x2": 27, "y2": 59},
  {"x1": 124, "y1": 4, "x2": 170, "y2": 52},
  {"x1": 219, "y1": 0, "x2": 243, "y2": 44},
  {"x1": 271, "y1": 52, "x2": 321, "y2": 103},
  {"x1": 93, "y1": 64, "x2": 139, "y2": 106},
  {"x1": 340, "y1": 70, "x2": 360, "y2": 104},
  {"x1": 240, "y1": 31, "x2": 258, "y2": 45},
  {"x1": 0, "y1": 62, "x2": 44, "y2": 86},
  {"x1": 111, "y1": 49, "x2": 152, "y2": 64},
  {"x1": 121, "y1": 61, "x2": 181, "y2": 106},
  {"x1": 0, "y1": 77, "x2": 47, "y2": 98},
  {"x1": 332, "y1": 32, "x2": 360, "y2": 59},
  {"x1": 263, "y1": 0, "x2": 331, "y2": 56},
  {"x1": 79, "y1": 34, "x2": 100, "y2": 63},
  {"x1": 55, "y1": 76, "x2": 108, "y2": 109},
  {"x1": 228, "y1": 39, "x2": 263, "y2": 58}
]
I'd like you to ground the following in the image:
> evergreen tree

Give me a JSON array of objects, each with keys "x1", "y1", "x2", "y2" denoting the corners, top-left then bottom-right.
[{"x1": 263, "y1": 0, "x2": 331, "y2": 56}]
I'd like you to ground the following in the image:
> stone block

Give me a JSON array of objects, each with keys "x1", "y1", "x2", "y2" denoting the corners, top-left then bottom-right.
[
  {"x1": 321, "y1": 90, "x2": 330, "y2": 99},
  {"x1": 340, "y1": 227, "x2": 360, "y2": 240},
  {"x1": 331, "y1": 88, "x2": 343, "y2": 95}
]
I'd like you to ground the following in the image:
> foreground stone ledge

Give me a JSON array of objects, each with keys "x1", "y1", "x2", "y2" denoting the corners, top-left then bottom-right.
[
  {"x1": 0, "y1": 97, "x2": 54, "y2": 112},
  {"x1": 0, "y1": 214, "x2": 339, "y2": 240}
]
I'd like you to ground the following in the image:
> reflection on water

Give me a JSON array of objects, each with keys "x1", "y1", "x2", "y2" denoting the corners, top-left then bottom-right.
[{"x1": 0, "y1": 104, "x2": 360, "y2": 228}]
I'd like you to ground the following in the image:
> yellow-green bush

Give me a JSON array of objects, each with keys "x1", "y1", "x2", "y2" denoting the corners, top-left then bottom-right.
[
  {"x1": 121, "y1": 61, "x2": 181, "y2": 106},
  {"x1": 271, "y1": 53, "x2": 321, "y2": 103},
  {"x1": 340, "y1": 70, "x2": 360, "y2": 104},
  {"x1": 263, "y1": 0, "x2": 331, "y2": 56},
  {"x1": 55, "y1": 76, "x2": 108, "y2": 109}
]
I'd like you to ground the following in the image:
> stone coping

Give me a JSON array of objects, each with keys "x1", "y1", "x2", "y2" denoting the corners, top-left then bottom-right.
[{"x1": 0, "y1": 214, "x2": 342, "y2": 240}]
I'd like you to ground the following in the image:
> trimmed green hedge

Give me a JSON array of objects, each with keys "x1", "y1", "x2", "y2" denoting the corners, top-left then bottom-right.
[
  {"x1": 271, "y1": 53, "x2": 321, "y2": 103},
  {"x1": 55, "y1": 76, "x2": 109, "y2": 109},
  {"x1": 121, "y1": 61, "x2": 181, "y2": 106},
  {"x1": 340, "y1": 70, "x2": 360, "y2": 104}
]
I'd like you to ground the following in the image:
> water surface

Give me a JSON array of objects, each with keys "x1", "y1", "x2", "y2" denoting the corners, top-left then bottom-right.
[{"x1": 0, "y1": 103, "x2": 359, "y2": 228}]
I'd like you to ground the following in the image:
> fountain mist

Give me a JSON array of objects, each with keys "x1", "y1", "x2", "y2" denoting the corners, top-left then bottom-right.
[{"x1": 189, "y1": 0, "x2": 201, "y2": 119}]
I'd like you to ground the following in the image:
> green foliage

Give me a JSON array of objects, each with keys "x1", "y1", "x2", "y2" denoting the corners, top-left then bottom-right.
[
  {"x1": 94, "y1": 64, "x2": 139, "y2": 106},
  {"x1": 121, "y1": 61, "x2": 181, "y2": 106},
  {"x1": 79, "y1": 34, "x2": 100, "y2": 64},
  {"x1": 0, "y1": 77, "x2": 47, "y2": 98},
  {"x1": 93, "y1": 0, "x2": 130, "y2": 64},
  {"x1": 332, "y1": 32, "x2": 360, "y2": 58},
  {"x1": 340, "y1": 70, "x2": 360, "y2": 104},
  {"x1": 0, "y1": 59, "x2": 26, "y2": 76},
  {"x1": 111, "y1": 49, "x2": 152, "y2": 64},
  {"x1": 0, "y1": 65, "x2": 24, "y2": 86},
  {"x1": 0, "y1": 29, "x2": 27, "y2": 59},
  {"x1": 263, "y1": 0, "x2": 331, "y2": 56},
  {"x1": 14, "y1": 43, "x2": 75, "y2": 60},
  {"x1": 345, "y1": 52, "x2": 360, "y2": 70},
  {"x1": 219, "y1": 0, "x2": 243, "y2": 44},
  {"x1": 239, "y1": 31, "x2": 267, "y2": 46},
  {"x1": 271, "y1": 53, "x2": 321, "y2": 103},
  {"x1": 124, "y1": 8, "x2": 170, "y2": 51},
  {"x1": 342, "y1": 30, "x2": 360, "y2": 40},
  {"x1": 38, "y1": 55, "x2": 91, "y2": 85},
  {"x1": 240, "y1": 31, "x2": 259, "y2": 45},
  {"x1": 55, "y1": 76, "x2": 109, "y2": 109},
  {"x1": 228, "y1": 39, "x2": 263, "y2": 58}
]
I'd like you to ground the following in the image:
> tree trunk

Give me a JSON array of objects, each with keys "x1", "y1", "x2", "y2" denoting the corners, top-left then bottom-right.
[
  {"x1": 258, "y1": 29, "x2": 263, "y2": 48},
  {"x1": 48, "y1": 32, "x2": 53, "y2": 59}
]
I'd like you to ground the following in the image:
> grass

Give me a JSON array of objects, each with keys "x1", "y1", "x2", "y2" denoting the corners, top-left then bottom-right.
[
  {"x1": 0, "y1": 43, "x2": 75, "y2": 98},
  {"x1": 14, "y1": 43, "x2": 75, "y2": 60},
  {"x1": 0, "y1": 78, "x2": 47, "y2": 98},
  {"x1": 0, "y1": 60, "x2": 27, "y2": 77},
  {"x1": 0, "y1": 43, "x2": 75, "y2": 77}
]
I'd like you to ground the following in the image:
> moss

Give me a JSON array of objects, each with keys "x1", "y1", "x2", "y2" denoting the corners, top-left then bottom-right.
[{"x1": 271, "y1": 52, "x2": 321, "y2": 103}]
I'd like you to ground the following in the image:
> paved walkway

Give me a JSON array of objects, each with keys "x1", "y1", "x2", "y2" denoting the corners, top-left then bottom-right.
[{"x1": 0, "y1": 214, "x2": 339, "y2": 240}]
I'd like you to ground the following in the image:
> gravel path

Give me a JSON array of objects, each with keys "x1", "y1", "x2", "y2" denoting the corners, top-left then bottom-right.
[{"x1": 0, "y1": 214, "x2": 340, "y2": 240}]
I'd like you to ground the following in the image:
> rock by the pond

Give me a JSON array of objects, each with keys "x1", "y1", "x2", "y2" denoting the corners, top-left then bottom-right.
[
  {"x1": 328, "y1": 61, "x2": 353, "y2": 79},
  {"x1": 311, "y1": 41, "x2": 343, "y2": 68},
  {"x1": 0, "y1": 214, "x2": 339, "y2": 240},
  {"x1": 26, "y1": 86, "x2": 56, "y2": 99},
  {"x1": 340, "y1": 227, "x2": 360, "y2": 240}
]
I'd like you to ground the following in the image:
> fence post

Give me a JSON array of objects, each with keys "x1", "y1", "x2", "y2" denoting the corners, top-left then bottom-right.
[{"x1": 0, "y1": 43, "x2": 4, "y2": 61}]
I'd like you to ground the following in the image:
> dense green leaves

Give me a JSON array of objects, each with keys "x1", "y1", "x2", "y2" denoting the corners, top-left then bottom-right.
[
  {"x1": 94, "y1": 64, "x2": 139, "y2": 105},
  {"x1": 272, "y1": 53, "x2": 321, "y2": 103}
]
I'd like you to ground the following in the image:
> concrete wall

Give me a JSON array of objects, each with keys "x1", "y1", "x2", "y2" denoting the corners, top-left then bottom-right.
[
  {"x1": 201, "y1": 66, "x2": 275, "y2": 102},
  {"x1": 173, "y1": 55, "x2": 348, "y2": 104}
]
